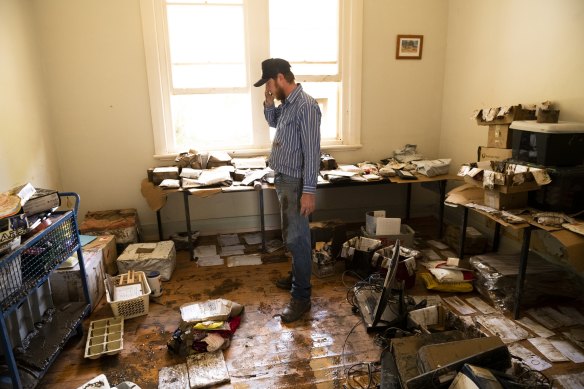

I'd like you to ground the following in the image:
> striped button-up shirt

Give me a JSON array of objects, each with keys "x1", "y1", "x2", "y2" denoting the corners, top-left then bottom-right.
[{"x1": 265, "y1": 84, "x2": 321, "y2": 194}]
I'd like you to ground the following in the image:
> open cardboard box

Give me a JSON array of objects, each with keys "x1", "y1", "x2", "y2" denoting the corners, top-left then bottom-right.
[{"x1": 458, "y1": 162, "x2": 550, "y2": 194}]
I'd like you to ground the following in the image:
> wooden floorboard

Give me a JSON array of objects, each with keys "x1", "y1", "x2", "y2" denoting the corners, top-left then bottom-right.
[
  {"x1": 39, "y1": 241, "x2": 383, "y2": 388},
  {"x1": 37, "y1": 217, "x2": 584, "y2": 388}
]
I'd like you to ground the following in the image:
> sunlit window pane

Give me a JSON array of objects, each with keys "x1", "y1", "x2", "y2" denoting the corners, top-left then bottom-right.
[
  {"x1": 167, "y1": 4, "x2": 246, "y2": 88},
  {"x1": 171, "y1": 94, "x2": 253, "y2": 150},
  {"x1": 269, "y1": 0, "x2": 339, "y2": 74},
  {"x1": 301, "y1": 82, "x2": 340, "y2": 140},
  {"x1": 167, "y1": 0, "x2": 242, "y2": 4}
]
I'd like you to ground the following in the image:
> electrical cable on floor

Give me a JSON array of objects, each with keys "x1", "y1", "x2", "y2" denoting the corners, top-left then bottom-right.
[
  {"x1": 341, "y1": 319, "x2": 364, "y2": 382},
  {"x1": 344, "y1": 361, "x2": 381, "y2": 389}
]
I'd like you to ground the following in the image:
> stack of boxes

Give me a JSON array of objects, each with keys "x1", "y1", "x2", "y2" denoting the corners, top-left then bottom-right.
[
  {"x1": 473, "y1": 105, "x2": 541, "y2": 210},
  {"x1": 475, "y1": 105, "x2": 535, "y2": 163}
]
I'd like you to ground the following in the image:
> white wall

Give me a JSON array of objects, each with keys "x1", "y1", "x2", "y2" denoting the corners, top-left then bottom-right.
[
  {"x1": 0, "y1": 0, "x2": 61, "y2": 191},
  {"x1": 440, "y1": 0, "x2": 584, "y2": 169}
]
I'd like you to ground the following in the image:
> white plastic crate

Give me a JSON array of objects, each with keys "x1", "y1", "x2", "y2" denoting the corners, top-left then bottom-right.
[
  {"x1": 84, "y1": 317, "x2": 124, "y2": 359},
  {"x1": 105, "y1": 271, "x2": 151, "y2": 319}
]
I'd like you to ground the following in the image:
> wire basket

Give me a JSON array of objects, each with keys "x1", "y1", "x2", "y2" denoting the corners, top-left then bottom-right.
[{"x1": 105, "y1": 271, "x2": 151, "y2": 319}]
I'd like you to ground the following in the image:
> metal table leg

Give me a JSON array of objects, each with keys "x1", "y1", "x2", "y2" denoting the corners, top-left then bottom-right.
[
  {"x1": 156, "y1": 210, "x2": 163, "y2": 241},
  {"x1": 0, "y1": 317, "x2": 21, "y2": 388},
  {"x1": 458, "y1": 206, "x2": 469, "y2": 259},
  {"x1": 493, "y1": 223, "x2": 501, "y2": 252},
  {"x1": 183, "y1": 191, "x2": 194, "y2": 261},
  {"x1": 438, "y1": 180, "x2": 447, "y2": 238},
  {"x1": 405, "y1": 183, "x2": 412, "y2": 220},
  {"x1": 513, "y1": 226, "x2": 533, "y2": 320},
  {"x1": 258, "y1": 186, "x2": 266, "y2": 252}
]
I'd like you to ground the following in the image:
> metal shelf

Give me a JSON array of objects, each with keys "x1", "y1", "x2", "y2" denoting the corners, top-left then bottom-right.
[{"x1": 0, "y1": 193, "x2": 90, "y2": 389}]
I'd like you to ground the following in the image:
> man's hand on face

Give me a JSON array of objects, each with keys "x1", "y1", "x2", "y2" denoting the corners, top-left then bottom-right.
[
  {"x1": 264, "y1": 85, "x2": 275, "y2": 106},
  {"x1": 300, "y1": 193, "x2": 316, "y2": 217}
]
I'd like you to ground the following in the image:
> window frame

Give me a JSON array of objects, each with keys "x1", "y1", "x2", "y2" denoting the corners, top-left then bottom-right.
[{"x1": 140, "y1": 0, "x2": 363, "y2": 159}]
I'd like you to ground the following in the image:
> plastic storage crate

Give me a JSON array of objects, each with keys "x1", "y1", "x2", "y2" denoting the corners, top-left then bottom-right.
[
  {"x1": 105, "y1": 271, "x2": 151, "y2": 319},
  {"x1": 84, "y1": 317, "x2": 124, "y2": 359}
]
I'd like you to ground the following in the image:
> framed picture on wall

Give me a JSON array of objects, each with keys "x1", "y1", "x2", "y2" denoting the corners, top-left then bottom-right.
[{"x1": 396, "y1": 35, "x2": 424, "y2": 59}]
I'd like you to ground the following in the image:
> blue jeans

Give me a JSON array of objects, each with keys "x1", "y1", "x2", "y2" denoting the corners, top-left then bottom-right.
[{"x1": 274, "y1": 173, "x2": 312, "y2": 301}]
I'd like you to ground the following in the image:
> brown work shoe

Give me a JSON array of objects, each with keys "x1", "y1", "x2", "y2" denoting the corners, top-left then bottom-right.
[
  {"x1": 275, "y1": 271, "x2": 292, "y2": 290},
  {"x1": 281, "y1": 298, "x2": 311, "y2": 323}
]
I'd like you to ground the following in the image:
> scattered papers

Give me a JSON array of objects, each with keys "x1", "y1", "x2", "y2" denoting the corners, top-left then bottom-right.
[
  {"x1": 113, "y1": 284, "x2": 143, "y2": 302},
  {"x1": 475, "y1": 315, "x2": 529, "y2": 343},
  {"x1": 231, "y1": 156, "x2": 266, "y2": 169},
  {"x1": 217, "y1": 234, "x2": 240, "y2": 247},
  {"x1": 241, "y1": 168, "x2": 270, "y2": 186},
  {"x1": 527, "y1": 307, "x2": 575, "y2": 329},
  {"x1": 186, "y1": 350, "x2": 230, "y2": 389},
  {"x1": 563, "y1": 328, "x2": 584, "y2": 350},
  {"x1": 242, "y1": 233, "x2": 262, "y2": 245},
  {"x1": 411, "y1": 295, "x2": 443, "y2": 307},
  {"x1": 338, "y1": 165, "x2": 361, "y2": 173},
  {"x1": 194, "y1": 245, "x2": 217, "y2": 258},
  {"x1": 180, "y1": 299, "x2": 233, "y2": 322},
  {"x1": 197, "y1": 256, "x2": 224, "y2": 267},
  {"x1": 180, "y1": 168, "x2": 203, "y2": 179},
  {"x1": 549, "y1": 339, "x2": 584, "y2": 363},
  {"x1": 226, "y1": 254, "x2": 262, "y2": 267},
  {"x1": 159, "y1": 364, "x2": 189, "y2": 389},
  {"x1": 426, "y1": 240, "x2": 449, "y2": 250},
  {"x1": 159, "y1": 179, "x2": 180, "y2": 188},
  {"x1": 516, "y1": 317, "x2": 555, "y2": 338},
  {"x1": 507, "y1": 343, "x2": 552, "y2": 371},
  {"x1": 465, "y1": 297, "x2": 496, "y2": 314},
  {"x1": 553, "y1": 372, "x2": 584, "y2": 389},
  {"x1": 220, "y1": 245, "x2": 245, "y2": 256},
  {"x1": 558, "y1": 306, "x2": 584, "y2": 325},
  {"x1": 443, "y1": 296, "x2": 476, "y2": 315},
  {"x1": 528, "y1": 338, "x2": 569, "y2": 362}
]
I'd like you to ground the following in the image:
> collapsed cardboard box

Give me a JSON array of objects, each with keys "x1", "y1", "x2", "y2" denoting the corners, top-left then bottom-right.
[
  {"x1": 117, "y1": 241, "x2": 176, "y2": 281},
  {"x1": 473, "y1": 104, "x2": 535, "y2": 126},
  {"x1": 458, "y1": 162, "x2": 551, "y2": 194},
  {"x1": 79, "y1": 209, "x2": 141, "y2": 253}
]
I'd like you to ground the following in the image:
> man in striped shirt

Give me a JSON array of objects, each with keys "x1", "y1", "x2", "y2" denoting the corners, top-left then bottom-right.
[{"x1": 254, "y1": 58, "x2": 321, "y2": 323}]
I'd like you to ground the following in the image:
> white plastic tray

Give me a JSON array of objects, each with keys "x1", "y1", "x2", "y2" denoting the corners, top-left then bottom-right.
[{"x1": 84, "y1": 317, "x2": 124, "y2": 359}]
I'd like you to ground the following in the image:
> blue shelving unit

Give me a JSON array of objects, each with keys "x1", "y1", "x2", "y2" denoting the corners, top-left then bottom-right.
[{"x1": 0, "y1": 193, "x2": 90, "y2": 388}]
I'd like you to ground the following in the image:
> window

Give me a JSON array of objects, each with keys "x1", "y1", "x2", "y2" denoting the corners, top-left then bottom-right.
[{"x1": 141, "y1": 0, "x2": 362, "y2": 157}]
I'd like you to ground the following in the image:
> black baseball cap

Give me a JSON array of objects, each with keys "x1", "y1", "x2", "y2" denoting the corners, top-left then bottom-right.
[{"x1": 253, "y1": 58, "x2": 291, "y2": 87}]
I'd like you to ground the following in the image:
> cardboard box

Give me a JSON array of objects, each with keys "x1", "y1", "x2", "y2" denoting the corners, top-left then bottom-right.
[
  {"x1": 49, "y1": 249, "x2": 105, "y2": 312},
  {"x1": 362, "y1": 224, "x2": 415, "y2": 248},
  {"x1": 487, "y1": 124, "x2": 513, "y2": 148},
  {"x1": 83, "y1": 235, "x2": 117, "y2": 275},
  {"x1": 484, "y1": 190, "x2": 528, "y2": 210},
  {"x1": 79, "y1": 208, "x2": 141, "y2": 252},
  {"x1": 477, "y1": 146, "x2": 512, "y2": 162},
  {"x1": 464, "y1": 174, "x2": 541, "y2": 194},
  {"x1": 365, "y1": 211, "x2": 400, "y2": 236},
  {"x1": 117, "y1": 241, "x2": 176, "y2": 281},
  {"x1": 474, "y1": 105, "x2": 535, "y2": 126}
]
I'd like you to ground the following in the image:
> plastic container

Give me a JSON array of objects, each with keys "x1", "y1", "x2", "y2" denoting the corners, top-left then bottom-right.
[
  {"x1": 528, "y1": 165, "x2": 584, "y2": 213},
  {"x1": 510, "y1": 120, "x2": 584, "y2": 166},
  {"x1": 146, "y1": 270, "x2": 162, "y2": 297},
  {"x1": 105, "y1": 271, "x2": 151, "y2": 319},
  {"x1": 84, "y1": 317, "x2": 124, "y2": 359}
]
